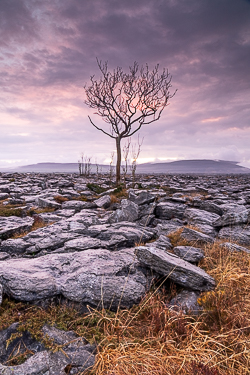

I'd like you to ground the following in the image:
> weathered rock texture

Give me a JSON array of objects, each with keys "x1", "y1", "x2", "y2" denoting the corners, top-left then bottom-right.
[
  {"x1": 0, "y1": 323, "x2": 95, "y2": 374},
  {"x1": 0, "y1": 249, "x2": 153, "y2": 309},
  {"x1": 136, "y1": 246, "x2": 215, "y2": 291},
  {"x1": 0, "y1": 171, "x2": 249, "y2": 373}
]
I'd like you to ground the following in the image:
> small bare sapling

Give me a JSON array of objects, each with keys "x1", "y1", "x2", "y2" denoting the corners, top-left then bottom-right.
[
  {"x1": 109, "y1": 151, "x2": 115, "y2": 186},
  {"x1": 78, "y1": 153, "x2": 92, "y2": 177},
  {"x1": 130, "y1": 136, "x2": 143, "y2": 187}
]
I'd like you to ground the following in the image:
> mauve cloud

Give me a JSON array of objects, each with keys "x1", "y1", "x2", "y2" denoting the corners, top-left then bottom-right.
[{"x1": 0, "y1": 0, "x2": 250, "y2": 168}]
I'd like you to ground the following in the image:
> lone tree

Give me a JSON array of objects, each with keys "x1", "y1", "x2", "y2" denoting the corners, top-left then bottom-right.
[{"x1": 84, "y1": 60, "x2": 176, "y2": 185}]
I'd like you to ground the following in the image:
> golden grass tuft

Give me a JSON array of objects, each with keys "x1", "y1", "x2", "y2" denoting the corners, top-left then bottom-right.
[
  {"x1": 167, "y1": 228, "x2": 188, "y2": 247},
  {"x1": 110, "y1": 194, "x2": 119, "y2": 204}
]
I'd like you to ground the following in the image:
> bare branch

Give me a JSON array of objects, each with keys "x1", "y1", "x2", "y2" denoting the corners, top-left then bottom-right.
[
  {"x1": 84, "y1": 60, "x2": 176, "y2": 184},
  {"x1": 88, "y1": 116, "x2": 115, "y2": 138}
]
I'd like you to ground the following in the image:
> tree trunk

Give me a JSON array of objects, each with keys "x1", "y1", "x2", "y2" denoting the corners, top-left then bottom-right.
[{"x1": 116, "y1": 136, "x2": 121, "y2": 185}]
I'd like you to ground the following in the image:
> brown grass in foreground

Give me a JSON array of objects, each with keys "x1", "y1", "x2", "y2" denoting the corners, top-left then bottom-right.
[
  {"x1": 0, "y1": 242, "x2": 249, "y2": 374},
  {"x1": 87, "y1": 242, "x2": 250, "y2": 375}
]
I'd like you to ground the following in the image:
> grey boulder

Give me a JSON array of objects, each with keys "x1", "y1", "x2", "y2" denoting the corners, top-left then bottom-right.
[
  {"x1": 180, "y1": 227, "x2": 214, "y2": 245},
  {"x1": 155, "y1": 202, "x2": 186, "y2": 220},
  {"x1": 199, "y1": 201, "x2": 223, "y2": 216},
  {"x1": 61, "y1": 200, "x2": 96, "y2": 211},
  {"x1": 128, "y1": 190, "x2": 155, "y2": 205},
  {"x1": 35, "y1": 197, "x2": 61, "y2": 209},
  {"x1": 150, "y1": 235, "x2": 172, "y2": 251},
  {"x1": 109, "y1": 199, "x2": 139, "y2": 223},
  {"x1": 0, "y1": 249, "x2": 152, "y2": 309},
  {"x1": 184, "y1": 208, "x2": 220, "y2": 226},
  {"x1": 136, "y1": 246, "x2": 215, "y2": 291},
  {"x1": 156, "y1": 221, "x2": 183, "y2": 236},
  {"x1": 0, "y1": 323, "x2": 95, "y2": 375},
  {"x1": 218, "y1": 225, "x2": 250, "y2": 246},
  {"x1": 173, "y1": 246, "x2": 204, "y2": 263},
  {"x1": 168, "y1": 290, "x2": 202, "y2": 315},
  {"x1": 213, "y1": 208, "x2": 249, "y2": 227},
  {"x1": 94, "y1": 195, "x2": 111, "y2": 209}
]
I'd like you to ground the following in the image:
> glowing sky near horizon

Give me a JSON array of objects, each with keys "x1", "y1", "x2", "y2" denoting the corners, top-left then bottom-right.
[{"x1": 0, "y1": 0, "x2": 250, "y2": 168}]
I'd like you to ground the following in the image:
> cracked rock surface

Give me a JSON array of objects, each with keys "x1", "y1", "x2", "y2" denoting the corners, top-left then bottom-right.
[{"x1": 0, "y1": 171, "x2": 249, "y2": 373}]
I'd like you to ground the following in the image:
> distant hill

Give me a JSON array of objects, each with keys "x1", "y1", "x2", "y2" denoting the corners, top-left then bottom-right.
[
  {"x1": 136, "y1": 160, "x2": 250, "y2": 174},
  {"x1": 1, "y1": 159, "x2": 250, "y2": 174}
]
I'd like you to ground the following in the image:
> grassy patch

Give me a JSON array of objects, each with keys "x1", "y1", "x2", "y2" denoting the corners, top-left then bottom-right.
[
  {"x1": 10, "y1": 216, "x2": 52, "y2": 239},
  {"x1": 167, "y1": 227, "x2": 189, "y2": 247},
  {"x1": 112, "y1": 185, "x2": 128, "y2": 199},
  {"x1": 0, "y1": 202, "x2": 24, "y2": 217},
  {"x1": 87, "y1": 183, "x2": 106, "y2": 194},
  {"x1": 74, "y1": 195, "x2": 88, "y2": 201},
  {"x1": 53, "y1": 195, "x2": 68, "y2": 204}
]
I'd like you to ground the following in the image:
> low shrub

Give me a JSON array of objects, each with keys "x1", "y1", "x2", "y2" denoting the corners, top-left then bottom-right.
[{"x1": 53, "y1": 195, "x2": 68, "y2": 204}]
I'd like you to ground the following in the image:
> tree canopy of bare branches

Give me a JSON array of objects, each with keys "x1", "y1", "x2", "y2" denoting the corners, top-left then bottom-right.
[{"x1": 84, "y1": 60, "x2": 176, "y2": 185}]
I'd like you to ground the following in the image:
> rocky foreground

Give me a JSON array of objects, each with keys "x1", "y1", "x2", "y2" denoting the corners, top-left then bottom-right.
[{"x1": 0, "y1": 172, "x2": 250, "y2": 374}]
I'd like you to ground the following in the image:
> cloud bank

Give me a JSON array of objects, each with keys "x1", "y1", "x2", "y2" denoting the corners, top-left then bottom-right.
[{"x1": 0, "y1": 0, "x2": 250, "y2": 167}]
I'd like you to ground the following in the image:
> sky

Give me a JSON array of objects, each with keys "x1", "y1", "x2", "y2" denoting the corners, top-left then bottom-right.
[{"x1": 0, "y1": 0, "x2": 250, "y2": 168}]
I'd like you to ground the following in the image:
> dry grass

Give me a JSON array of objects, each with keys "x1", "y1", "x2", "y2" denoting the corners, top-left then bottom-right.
[
  {"x1": 10, "y1": 216, "x2": 52, "y2": 239},
  {"x1": 112, "y1": 186, "x2": 128, "y2": 199},
  {"x1": 167, "y1": 228, "x2": 188, "y2": 247},
  {"x1": 110, "y1": 194, "x2": 119, "y2": 204},
  {"x1": 0, "y1": 201, "x2": 24, "y2": 217},
  {"x1": 54, "y1": 195, "x2": 69, "y2": 203},
  {"x1": 0, "y1": 241, "x2": 249, "y2": 373},
  {"x1": 86, "y1": 242, "x2": 250, "y2": 375}
]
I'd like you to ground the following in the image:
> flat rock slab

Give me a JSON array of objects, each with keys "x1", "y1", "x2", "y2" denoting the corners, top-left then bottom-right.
[
  {"x1": 173, "y1": 246, "x2": 204, "y2": 263},
  {"x1": 0, "y1": 216, "x2": 34, "y2": 240},
  {"x1": 0, "y1": 220, "x2": 156, "y2": 257},
  {"x1": 136, "y1": 246, "x2": 215, "y2": 291},
  {"x1": 184, "y1": 208, "x2": 220, "y2": 226},
  {"x1": 0, "y1": 249, "x2": 150, "y2": 309},
  {"x1": 128, "y1": 190, "x2": 155, "y2": 205},
  {"x1": 199, "y1": 201, "x2": 223, "y2": 216},
  {"x1": 218, "y1": 225, "x2": 250, "y2": 246},
  {"x1": 180, "y1": 227, "x2": 214, "y2": 245},
  {"x1": 155, "y1": 202, "x2": 186, "y2": 220},
  {"x1": 213, "y1": 208, "x2": 249, "y2": 227},
  {"x1": 220, "y1": 242, "x2": 250, "y2": 254}
]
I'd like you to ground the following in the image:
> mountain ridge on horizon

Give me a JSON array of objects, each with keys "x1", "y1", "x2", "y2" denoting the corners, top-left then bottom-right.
[{"x1": 1, "y1": 159, "x2": 250, "y2": 174}]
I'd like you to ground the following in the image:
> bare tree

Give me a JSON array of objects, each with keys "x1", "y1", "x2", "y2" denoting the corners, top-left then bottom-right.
[{"x1": 84, "y1": 60, "x2": 176, "y2": 185}]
